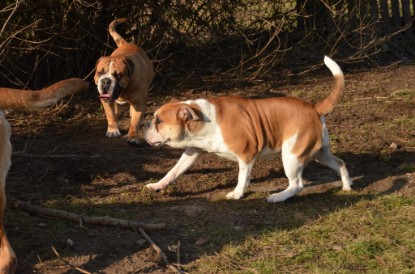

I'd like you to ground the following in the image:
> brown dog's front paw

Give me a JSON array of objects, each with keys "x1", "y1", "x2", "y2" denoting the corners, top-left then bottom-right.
[
  {"x1": 127, "y1": 137, "x2": 140, "y2": 145},
  {"x1": 106, "y1": 128, "x2": 121, "y2": 138}
]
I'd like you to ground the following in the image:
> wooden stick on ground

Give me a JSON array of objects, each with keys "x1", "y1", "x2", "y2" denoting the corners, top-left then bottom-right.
[
  {"x1": 51, "y1": 245, "x2": 92, "y2": 274},
  {"x1": 15, "y1": 200, "x2": 166, "y2": 231},
  {"x1": 133, "y1": 225, "x2": 181, "y2": 274}
]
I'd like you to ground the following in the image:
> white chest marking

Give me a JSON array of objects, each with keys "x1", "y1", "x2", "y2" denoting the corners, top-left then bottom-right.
[{"x1": 169, "y1": 99, "x2": 238, "y2": 160}]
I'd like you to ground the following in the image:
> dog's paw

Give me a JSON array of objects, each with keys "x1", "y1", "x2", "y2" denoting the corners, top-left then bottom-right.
[
  {"x1": 342, "y1": 185, "x2": 352, "y2": 191},
  {"x1": 266, "y1": 194, "x2": 288, "y2": 203},
  {"x1": 146, "y1": 183, "x2": 164, "y2": 191},
  {"x1": 127, "y1": 137, "x2": 141, "y2": 145},
  {"x1": 226, "y1": 190, "x2": 244, "y2": 200},
  {"x1": 106, "y1": 128, "x2": 121, "y2": 138}
]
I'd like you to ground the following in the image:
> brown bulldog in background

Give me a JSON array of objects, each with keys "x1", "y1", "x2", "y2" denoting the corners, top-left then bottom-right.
[
  {"x1": 94, "y1": 18, "x2": 154, "y2": 144},
  {"x1": 0, "y1": 78, "x2": 88, "y2": 274}
]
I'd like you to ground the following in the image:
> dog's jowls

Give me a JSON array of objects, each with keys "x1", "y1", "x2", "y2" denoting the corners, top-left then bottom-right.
[
  {"x1": 95, "y1": 18, "x2": 154, "y2": 144},
  {"x1": 144, "y1": 56, "x2": 352, "y2": 202}
]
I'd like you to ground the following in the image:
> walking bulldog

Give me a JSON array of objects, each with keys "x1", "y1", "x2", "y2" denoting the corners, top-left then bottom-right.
[
  {"x1": 144, "y1": 56, "x2": 352, "y2": 202},
  {"x1": 94, "y1": 18, "x2": 154, "y2": 144},
  {"x1": 0, "y1": 78, "x2": 88, "y2": 273}
]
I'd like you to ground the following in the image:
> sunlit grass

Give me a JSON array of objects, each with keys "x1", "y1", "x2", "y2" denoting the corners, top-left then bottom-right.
[{"x1": 187, "y1": 195, "x2": 415, "y2": 273}]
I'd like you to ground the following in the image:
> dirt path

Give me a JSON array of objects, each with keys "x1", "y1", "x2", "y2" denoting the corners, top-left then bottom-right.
[{"x1": 5, "y1": 64, "x2": 415, "y2": 273}]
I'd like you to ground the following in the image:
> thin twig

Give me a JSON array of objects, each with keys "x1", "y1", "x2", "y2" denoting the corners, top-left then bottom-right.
[
  {"x1": 135, "y1": 225, "x2": 181, "y2": 273},
  {"x1": 51, "y1": 245, "x2": 92, "y2": 274}
]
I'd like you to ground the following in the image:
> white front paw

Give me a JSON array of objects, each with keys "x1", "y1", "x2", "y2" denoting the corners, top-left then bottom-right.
[
  {"x1": 226, "y1": 190, "x2": 244, "y2": 200},
  {"x1": 146, "y1": 182, "x2": 165, "y2": 191},
  {"x1": 106, "y1": 128, "x2": 121, "y2": 138}
]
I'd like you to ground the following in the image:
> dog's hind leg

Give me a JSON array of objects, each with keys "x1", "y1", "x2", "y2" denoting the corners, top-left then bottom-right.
[
  {"x1": 313, "y1": 148, "x2": 352, "y2": 191},
  {"x1": 267, "y1": 134, "x2": 305, "y2": 203},
  {"x1": 267, "y1": 149, "x2": 305, "y2": 203}
]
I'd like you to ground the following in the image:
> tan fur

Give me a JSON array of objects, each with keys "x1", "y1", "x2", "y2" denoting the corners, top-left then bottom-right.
[
  {"x1": 0, "y1": 78, "x2": 88, "y2": 273},
  {"x1": 94, "y1": 18, "x2": 154, "y2": 143},
  {"x1": 109, "y1": 18, "x2": 129, "y2": 47},
  {"x1": 314, "y1": 74, "x2": 345, "y2": 116},
  {"x1": 144, "y1": 56, "x2": 352, "y2": 201},
  {"x1": 210, "y1": 96, "x2": 323, "y2": 164},
  {"x1": 0, "y1": 78, "x2": 89, "y2": 111}
]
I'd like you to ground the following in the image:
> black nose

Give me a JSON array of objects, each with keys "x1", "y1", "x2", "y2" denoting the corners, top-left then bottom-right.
[{"x1": 101, "y1": 78, "x2": 111, "y2": 91}]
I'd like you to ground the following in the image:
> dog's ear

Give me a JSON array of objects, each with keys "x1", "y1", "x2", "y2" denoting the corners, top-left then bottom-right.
[
  {"x1": 178, "y1": 106, "x2": 199, "y2": 122},
  {"x1": 95, "y1": 57, "x2": 103, "y2": 69},
  {"x1": 124, "y1": 58, "x2": 135, "y2": 76},
  {"x1": 94, "y1": 57, "x2": 105, "y2": 83},
  {"x1": 94, "y1": 57, "x2": 104, "y2": 75}
]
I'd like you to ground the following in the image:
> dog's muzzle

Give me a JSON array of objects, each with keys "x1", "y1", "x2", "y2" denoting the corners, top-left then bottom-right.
[
  {"x1": 98, "y1": 77, "x2": 122, "y2": 101},
  {"x1": 143, "y1": 121, "x2": 167, "y2": 147}
]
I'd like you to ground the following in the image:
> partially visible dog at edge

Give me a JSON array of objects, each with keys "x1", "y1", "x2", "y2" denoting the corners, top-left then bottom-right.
[
  {"x1": 0, "y1": 78, "x2": 89, "y2": 274},
  {"x1": 144, "y1": 56, "x2": 353, "y2": 202},
  {"x1": 94, "y1": 18, "x2": 154, "y2": 144}
]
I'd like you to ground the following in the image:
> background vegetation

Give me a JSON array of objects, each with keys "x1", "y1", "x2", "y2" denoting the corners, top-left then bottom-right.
[{"x1": 1, "y1": 0, "x2": 414, "y2": 91}]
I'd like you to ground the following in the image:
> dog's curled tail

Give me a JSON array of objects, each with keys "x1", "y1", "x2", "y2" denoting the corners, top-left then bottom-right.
[
  {"x1": 0, "y1": 78, "x2": 89, "y2": 111},
  {"x1": 314, "y1": 56, "x2": 345, "y2": 116},
  {"x1": 109, "y1": 18, "x2": 129, "y2": 47}
]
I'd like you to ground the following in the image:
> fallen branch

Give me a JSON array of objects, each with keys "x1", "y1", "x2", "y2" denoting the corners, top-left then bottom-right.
[
  {"x1": 15, "y1": 201, "x2": 166, "y2": 231},
  {"x1": 13, "y1": 151, "x2": 100, "y2": 159},
  {"x1": 131, "y1": 225, "x2": 181, "y2": 273}
]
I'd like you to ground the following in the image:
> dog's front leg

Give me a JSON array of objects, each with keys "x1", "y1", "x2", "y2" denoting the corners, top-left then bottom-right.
[
  {"x1": 100, "y1": 99, "x2": 121, "y2": 138},
  {"x1": 128, "y1": 103, "x2": 146, "y2": 144},
  {"x1": 226, "y1": 159, "x2": 255, "y2": 200},
  {"x1": 146, "y1": 147, "x2": 202, "y2": 191}
]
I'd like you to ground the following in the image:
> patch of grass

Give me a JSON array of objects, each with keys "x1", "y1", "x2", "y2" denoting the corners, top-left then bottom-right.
[
  {"x1": 186, "y1": 195, "x2": 415, "y2": 273},
  {"x1": 397, "y1": 164, "x2": 415, "y2": 173},
  {"x1": 392, "y1": 89, "x2": 415, "y2": 102}
]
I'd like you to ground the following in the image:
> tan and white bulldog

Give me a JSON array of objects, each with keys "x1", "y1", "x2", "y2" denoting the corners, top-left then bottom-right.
[
  {"x1": 95, "y1": 18, "x2": 154, "y2": 144},
  {"x1": 144, "y1": 56, "x2": 352, "y2": 202}
]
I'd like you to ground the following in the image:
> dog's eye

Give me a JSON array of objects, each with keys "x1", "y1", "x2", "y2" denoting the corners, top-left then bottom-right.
[
  {"x1": 114, "y1": 73, "x2": 122, "y2": 79},
  {"x1": 155, "y1": 117, "x2": 163, "y2": 125}
]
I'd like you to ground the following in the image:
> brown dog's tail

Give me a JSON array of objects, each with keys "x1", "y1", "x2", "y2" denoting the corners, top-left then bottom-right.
[
  {"x1": 109, "y1": 18, "x2": 129, "y2": 47},
  {"x1": 314, "y1": 56, "x2": 345, "y2": 116},
  {"x1": 0, "y1": 78, "x2": 89, "y2": 111}
]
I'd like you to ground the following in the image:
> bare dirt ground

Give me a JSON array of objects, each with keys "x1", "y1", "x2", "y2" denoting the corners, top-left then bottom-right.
[{"x1": 5, "y1": 63, "x2": 415, "y2": 273}]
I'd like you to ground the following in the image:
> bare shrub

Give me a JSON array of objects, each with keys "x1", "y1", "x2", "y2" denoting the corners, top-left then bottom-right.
[{"x1": 0, "y1": 0, "x2": 413, "y2": 90}]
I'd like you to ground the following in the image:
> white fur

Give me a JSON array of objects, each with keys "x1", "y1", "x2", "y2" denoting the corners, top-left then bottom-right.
[
  {"x1": 146, "y1": 147, "x2": 202, "y2": 191},
  {"x1": 226, "y1": 159, "x2": 255, "y2": 199},
  {"x1": 324, "y1": 56, "x2": 343, "y2": 76},
  {"x1": 267, "y1": 134, "x2": 304, "y2": 202},
  {"x1": 169, "y1": 99, "x2": 235, "y2": 158},
  {"x1": 97, "y1": 61, "x2": 117, "y2": 97}
]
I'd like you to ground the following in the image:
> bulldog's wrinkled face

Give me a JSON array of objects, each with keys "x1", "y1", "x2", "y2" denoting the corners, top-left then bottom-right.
[
  {"x1": 94, "y1": 56, "x2": 134, "y2": 101},
  {"x1": 144, "y1": 103, "x2": 201, "y2": 147}
]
